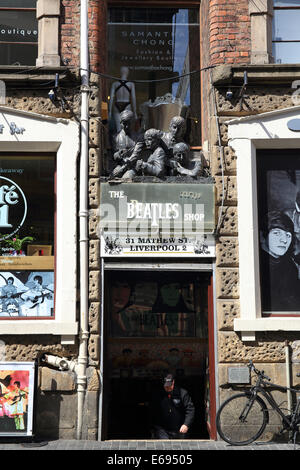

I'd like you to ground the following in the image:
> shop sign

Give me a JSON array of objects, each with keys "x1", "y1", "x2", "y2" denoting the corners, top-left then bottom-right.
[
  {"x1": 0, "y1": 176, "x2": 27, "y2": 241},
  {"x1": 99, "y1": 183, "x2": 215, "y2": 257}
]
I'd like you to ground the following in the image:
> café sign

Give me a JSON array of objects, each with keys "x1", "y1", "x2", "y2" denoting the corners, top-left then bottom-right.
[{"x1": 99, "y1": 183, "x2": 215, "y2": 257}]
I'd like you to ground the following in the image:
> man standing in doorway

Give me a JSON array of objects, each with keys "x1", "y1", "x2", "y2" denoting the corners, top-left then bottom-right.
[{"x1": 150, "y1": 374, "x2": 195, "y2": 439}]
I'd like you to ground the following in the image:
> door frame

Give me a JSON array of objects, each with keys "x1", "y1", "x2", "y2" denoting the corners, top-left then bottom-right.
[{"x1": 98, "y1": 259, "x2": 217, "y2": 441}]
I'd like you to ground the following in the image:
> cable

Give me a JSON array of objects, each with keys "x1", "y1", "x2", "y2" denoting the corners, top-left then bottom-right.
[{"x1": 82, "y1": 64, "x2": 216, "y2": 84}]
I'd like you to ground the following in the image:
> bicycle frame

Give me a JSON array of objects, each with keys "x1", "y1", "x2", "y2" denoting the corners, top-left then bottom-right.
[{"x1": 250, "y1": 377, "x2": 300, "y2": 431}]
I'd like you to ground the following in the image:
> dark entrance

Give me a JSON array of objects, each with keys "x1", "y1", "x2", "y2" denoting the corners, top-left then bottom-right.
[{"x1": 103, "y1": 269, "x2": 212, "y2": 440}]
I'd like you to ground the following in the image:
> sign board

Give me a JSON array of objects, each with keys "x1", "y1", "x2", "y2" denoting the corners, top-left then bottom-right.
[
  {"x1": 0, "y1": 361, "x2": 36, "y2": 437},
  {"x1": 99, "y1": 182, "x2": 215, "y2": 257},
  {"x1": 228, "y1": 367, "x2": 250, "y2": 384}
]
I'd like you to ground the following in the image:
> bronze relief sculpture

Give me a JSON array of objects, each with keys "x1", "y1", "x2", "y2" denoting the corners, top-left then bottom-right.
[{"x1": 109, "y1": 115, "x2": 203, "y2": 180}]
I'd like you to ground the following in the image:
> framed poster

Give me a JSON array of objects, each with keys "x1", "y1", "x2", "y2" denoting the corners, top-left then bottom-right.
[
  {"x1": 257, "y1": 149, "x2": 300, "y2": 315},
  {"x1": 0, "y1": 271, "x2": 54, "y2": 318},
  {"x1": 0, "y1": 362, "x2": 35, "y2": 436}
]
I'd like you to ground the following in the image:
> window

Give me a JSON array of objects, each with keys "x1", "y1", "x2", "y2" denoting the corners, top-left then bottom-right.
[
  {"x1": 228, "y1": 107, "x2": 300, "y2": 340},
  {"x1": 0, "y1": 107, "x2": 79, "y2": 338},
  {"x1": 272, "y1": 0, "x2": 300, "y2": 64},
  {"x1": 106, "y1": 6, "x2": 201, "y2": 175},
  {"x1": 0, "y1": 0, "x2": 38, "y2": 66},
  {"x1": 257, "y1": 149, "x2": 300, "y2": 316},
  {"x1": 108, "y1": 271, "x2": 208, "y2": 338},
  {"x1": 0, "y1": 153, "x2": 55, "y2": 318}
]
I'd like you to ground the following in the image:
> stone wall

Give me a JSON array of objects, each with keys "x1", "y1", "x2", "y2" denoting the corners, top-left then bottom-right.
[{"x1": 210, "y1": 66, "x2": 300, "y2": 438}]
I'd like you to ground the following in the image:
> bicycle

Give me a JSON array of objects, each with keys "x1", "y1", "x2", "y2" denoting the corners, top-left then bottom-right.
[{"x1": 216, "y1": 360, "x2": 300, "y2": 446}]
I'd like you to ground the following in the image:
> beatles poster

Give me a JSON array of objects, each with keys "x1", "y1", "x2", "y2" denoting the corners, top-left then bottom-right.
[
  {"x1": 0, "y1": 362, "x2": 35, "y2": 436},
  {"x1": 257, "y1": 149, "x2": 300, "y2": 315},
  {"x1": 0, "y1": 271, "x2": 54, "y2": 318}
]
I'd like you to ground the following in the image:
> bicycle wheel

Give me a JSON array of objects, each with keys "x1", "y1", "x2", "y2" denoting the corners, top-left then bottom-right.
[{"x1": 216, "y1": 392, "x2": 269, "y2": 445}]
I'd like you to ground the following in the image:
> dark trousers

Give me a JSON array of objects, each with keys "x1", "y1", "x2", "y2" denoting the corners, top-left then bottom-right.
[{"x1": 153, "y1": 425, "x2": 188, "y2": 440}]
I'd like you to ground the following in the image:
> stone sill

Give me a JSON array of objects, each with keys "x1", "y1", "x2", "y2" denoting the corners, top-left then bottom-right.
[
  {"x1": 0, "y1": 66, "x2": 79, "y2": 84},
  {"x1": 234, "y1": 317, "x2": 300, "y2": 341},
  {"x1": 212, "y1": 64, "x2": 300, "y2": 86}
]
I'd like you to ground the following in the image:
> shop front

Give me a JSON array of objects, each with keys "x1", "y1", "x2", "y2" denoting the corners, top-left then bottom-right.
[{"x1": 98, "y1": 182, "x2": 216, "y2": 440}]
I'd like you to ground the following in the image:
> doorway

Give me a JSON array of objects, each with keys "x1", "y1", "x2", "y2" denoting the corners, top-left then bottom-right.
[{"x1": 102, "y1": 268, "x2": 214, "y2": 440}]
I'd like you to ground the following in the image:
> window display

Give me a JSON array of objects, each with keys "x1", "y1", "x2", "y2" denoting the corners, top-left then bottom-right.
[
  {"x1": 257, "y1": 149, "x2": 300, "y2": 315},
  {"x1": 109, "y1": 272, "x2": 208, "y2": 338},
  {"x1": 0, "y1": 153, "x2": 55, "y2": 319},
  {"x1": 107, "y1": 7, "x2": 201, "y2": 176}
]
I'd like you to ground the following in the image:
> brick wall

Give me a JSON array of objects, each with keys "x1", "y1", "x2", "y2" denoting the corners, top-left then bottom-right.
[
  {"x1": 60, "y1": 0, "x2": 105, "y2": 72},
  {"x1": 209, "y1": 0, "x2": 251, "y2": 65}
]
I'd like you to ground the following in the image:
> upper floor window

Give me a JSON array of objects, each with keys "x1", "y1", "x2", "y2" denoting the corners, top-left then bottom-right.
[
  {"x1": 0, "y1": 0, "x2": 38, "y2": 66},
  {"x1": 272, "y1": 0, "x2": 300, "y2": 64},
  {"x1": 106, "y1": 6, "x2": 201, "y2": 177}
]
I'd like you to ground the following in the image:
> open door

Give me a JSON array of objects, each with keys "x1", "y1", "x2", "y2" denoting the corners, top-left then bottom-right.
[{"x1": 102, "y1": 268, "x2": 215, "y2": 440}]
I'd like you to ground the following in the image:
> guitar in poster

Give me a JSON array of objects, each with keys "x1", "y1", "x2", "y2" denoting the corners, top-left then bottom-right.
[{"x1": 0, "y1": 271, "x2": 54, "y2": 318}]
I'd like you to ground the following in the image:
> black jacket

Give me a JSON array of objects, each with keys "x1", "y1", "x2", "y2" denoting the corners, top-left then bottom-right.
[{"x1": 151, "y1": 385, "x2": 195, "y2": 432}]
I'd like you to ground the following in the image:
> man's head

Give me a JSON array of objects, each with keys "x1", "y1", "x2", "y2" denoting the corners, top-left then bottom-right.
[
  {"x1": 260, "y1": 211, "x2": 294, "y2": 258},
  {"x1": 144, "y1": 128, "x2": 163, "y2": 150},
  {"x1": 120, "y1": 110, "x2": 134, "y2": 133},
  {"x1": 163, "y1": 373, "x2": 175, "y2": 392},
  {"x1": 169, "y1": 116, "x2": 185, "y2": 139}
]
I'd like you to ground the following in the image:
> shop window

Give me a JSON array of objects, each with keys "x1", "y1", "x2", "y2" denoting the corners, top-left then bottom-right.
[
  {"x1": 0, "y1": 0, "x2": 38, "y2": 66},
  {"x1": 106, "y1": 6, "x2": 201, "y2": 176},
  {"x1": 108, "y1": 271, "x2": 208, "y2": 338},
  {"x1": 272, "y1": 0, "x2": 300, "y2": 64},
  {"x1": 257, "y1": 149, "x2": 300, "y2": 316},
  {"x1": 228, "y1": 107, "x2": 300, "y2": 340},
  {"x1": 0, "y1": 153, "x2": 55, "y2": 318}
]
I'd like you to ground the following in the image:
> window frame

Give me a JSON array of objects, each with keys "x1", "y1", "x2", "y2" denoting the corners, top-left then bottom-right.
[
  {"x1": 228, "y1": 106, "x2": 300, "y2": 341},
  {"x1": 106, "y1": 0, "x2": 203, "y2": 156},
  {"x1": 0, "y1": 3, "x2": 38, "y2": 65},
  {"x1": 0, "y1": 106, "x2": 79, "y2": 342},
  {"x1": 272, "y1": 2, "x2": 300, "y2": 63}
]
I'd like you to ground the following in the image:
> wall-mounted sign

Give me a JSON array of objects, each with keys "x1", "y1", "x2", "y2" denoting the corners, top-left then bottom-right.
[
  {"x1": 0, "y1": 122, "x2": 25, "y2": 135},
  {"x1": 99, "y1": 182, "x2": 215, "y2": 257}
]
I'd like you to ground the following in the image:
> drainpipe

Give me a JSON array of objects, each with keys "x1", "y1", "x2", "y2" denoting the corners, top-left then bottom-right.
[
  {"x1": 285, "y1": 340, "x2": 292, "y2": 413},
  {"x1": 77, "y1": 0, "x2": 90, "y2": 440}
]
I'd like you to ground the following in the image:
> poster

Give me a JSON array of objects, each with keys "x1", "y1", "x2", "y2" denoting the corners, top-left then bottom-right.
[
  {"x1": 0, "y1": 362, "x2": 35, "y2": 436},
  {"x1": 257, "y1": 150, "x2": 300, "y2": 315},
  {"x1": 0, "y1": 271, "x2": 54, "y2": 318},
  {"x1": 109, "y1": 273, "x2": 208, "y2": 338}
]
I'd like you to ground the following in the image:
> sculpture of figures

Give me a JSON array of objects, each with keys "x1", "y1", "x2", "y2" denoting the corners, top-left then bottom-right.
[
  {"x1": 109, "y1": 110, "x2": 143, "y2": 179},
  {"x1": 169, "y1": 142, "x2": 202, "y2": 178},
  {"x1": 162, "y1": 116, "x2": 186, "y2": 151},
  {"x1": 136, "y1": 129, "x2": 166, "y2": 178},
  {"x1": 109, "y1": 66, "x2": 137, "y2": 133}
]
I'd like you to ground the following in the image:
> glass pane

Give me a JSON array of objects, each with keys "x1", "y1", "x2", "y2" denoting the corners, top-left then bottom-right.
[
  {"x1": 273, "y1": 10, "x2": 300, "y2": 41},
  {"x1": 0, "y1": 43, "x2": 37, "y2": 65},
  {"x1": 0, "y1": 1, "x2": 36, "y2": 7},
  {"x1": 109, "y1": 272, "x2": 208, "y2": 338},
  {"x1": 0, "y1": 11, "x2": 38, "y2": 43},
  {"x1": 256, "y1": 150, "x2": 300, "y2": 315},
  {"x1": 274, "y1": 0, "x2": 300, "y2": 6},
  {"x1": 107, "y1": 7, "x2": 201, "y2": 170},
  {"x1": 272, "y1": 42, "x2": 300, "y2": 63},
  {"x1": 0, "y1": 154, "x2": 55, "y2": 255},
  {"x1": 0, "y1": 154, "x2": 55, "y2": 319}
]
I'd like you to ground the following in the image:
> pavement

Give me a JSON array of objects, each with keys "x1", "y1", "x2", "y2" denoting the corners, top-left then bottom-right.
[{"x1": 0, "y1": 438, "x2": 298, "y2": 451}]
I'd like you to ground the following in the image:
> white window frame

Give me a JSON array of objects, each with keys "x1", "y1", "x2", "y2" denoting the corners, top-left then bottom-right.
[
  {"x1": 228, "y1": 105, "x2": 300, "y2": 341},
  {"x1": 0, "y1": 106, "x2": 79, "y2": 343}
]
